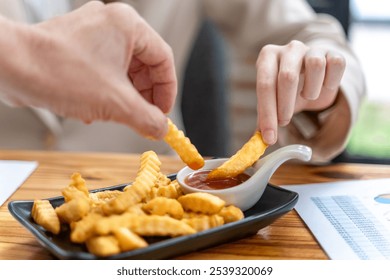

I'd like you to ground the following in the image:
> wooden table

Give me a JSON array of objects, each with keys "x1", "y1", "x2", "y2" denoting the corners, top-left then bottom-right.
[{"x1": 2, "y1": 149, "x2": 390, "y2": 260}]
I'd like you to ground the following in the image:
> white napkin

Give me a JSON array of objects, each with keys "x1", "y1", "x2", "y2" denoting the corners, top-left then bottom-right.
[{"x1": 0, "y1": 160, "x2": 38, "y2": 206}]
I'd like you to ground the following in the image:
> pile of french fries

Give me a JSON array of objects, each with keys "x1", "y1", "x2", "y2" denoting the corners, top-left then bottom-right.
[{"x1": 31, "y1": 119, "x2": 267, "y2": 257}]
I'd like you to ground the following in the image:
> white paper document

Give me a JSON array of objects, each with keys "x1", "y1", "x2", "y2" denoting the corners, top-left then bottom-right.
[
  {"x1": 0, "y1": 160, "x2": 38, "y2": 206},
  {"x1": 282, "y1": 178, "x2": 390, "y2": 260}
]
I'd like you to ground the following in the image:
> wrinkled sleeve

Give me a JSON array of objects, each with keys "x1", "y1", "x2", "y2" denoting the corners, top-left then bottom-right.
[{"x1": 202, "y1": 0, "x2": 366, "y2": 163}]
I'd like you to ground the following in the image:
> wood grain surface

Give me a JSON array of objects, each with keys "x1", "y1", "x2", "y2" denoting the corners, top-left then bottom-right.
[{"x1": 2, "y1": 149, "x2": 390, "y2": 260}]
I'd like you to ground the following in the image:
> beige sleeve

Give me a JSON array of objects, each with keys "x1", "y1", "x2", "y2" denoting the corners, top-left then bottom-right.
[
  {"x1": 279, "y1": 90, "x2": 353, "y2": 163},
  {"x1": 203, "y1": 0, "x2": 366, "y2": 163}
]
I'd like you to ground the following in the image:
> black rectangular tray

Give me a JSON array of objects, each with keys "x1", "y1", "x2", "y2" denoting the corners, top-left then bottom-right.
[{"x1": 8, "y1": 175, "x2": 298, "y2": 259}]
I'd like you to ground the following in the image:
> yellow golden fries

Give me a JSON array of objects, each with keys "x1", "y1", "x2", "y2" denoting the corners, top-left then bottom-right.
[
  {"x1": 164, "y1": 118, "x2": 204, "y2": 170},
  {"x1": 31, "y1": 200, "x2": 60, "y2": 234},
  {"x1": 102, "y1": 150, "x2": 161, "y2": 215},
  {"x1": 219, "y1": 205, "x2": 245, "y2": 223},
  {"x1": 70, "y1": 212, "x2": 102, "y2": 243},
  {"x1": 55, "y1": 194, "x2": 90, "y2": 223},
  {"x1": 113, "y1": 228, "x2": 148, "y2": 251},
  {"x1": 69, "y1": 172, "x2": 89, "y2": 197},
  {"x1": 156, "y1": 180, "x2": 182, "y2": 199},
  {"x1": 131, "y1": 215, "x2": 196, "y2": 237},
  {"x1": 182, "y1": 214, "x2": 224, "y2": 232},
  {"x1": 178, "y1": 192, "x2": 226, "y2": 214},
  {"x1": 30, "y1": 151, "x2": 245, "y2": 257},
  {"x1": 142, "y1": 197, "x2": 184, "y2": 219},
  {"x1": 208, "y1": 131, "x2": 267, "y2": 179},
  {"x1": 89, "y1": 190, "x2": 122, "y2": 203},
  {"x1": 86, "y1": 236, "x2": 121, "y2": 257}
]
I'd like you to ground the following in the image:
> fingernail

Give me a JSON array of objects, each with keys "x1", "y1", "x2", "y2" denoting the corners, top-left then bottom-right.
[
  {"x1": 262, "y1": 129, "x2": 276, "y2": 145},
  {"x1": 278, "y1": 119, "x2": 289, "y2": 127}
]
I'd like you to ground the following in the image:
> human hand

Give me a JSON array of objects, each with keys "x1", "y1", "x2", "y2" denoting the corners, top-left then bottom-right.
[
  {"x1": 255, "y1": 40, "x2": 345, "y2": 145},
  {"x1": 0, "y1": 1, "x2": 177, "y2": 139}
]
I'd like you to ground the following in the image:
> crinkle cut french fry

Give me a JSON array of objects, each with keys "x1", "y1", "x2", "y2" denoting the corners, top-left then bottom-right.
[
  {"x1": 178, "y1": 192, "x2": 225, "y2": 215},
  {"x1": 70, "y1": 212, "x2": 102, "y2": 243},
  {"x1": 131, "y1": 215, "x2": 196, "y2": 237},
  {"x1": 113, "y1": 227, "x2": 148, "y2": 251},
  {"x1": 69, "y1": 172, "x2": 89, "y2": 197},
  {"x1": 85, "y1": 235, "x2": 121, "y2": 257},
  {"x1": 218, "y1": 205, "x2": 244, "y2": 223},
  {"x1": 164, "y1": 118, "x2": 204, "y2": 170},
  {"x1": 31, "y1": 200, "x2": 61, "y2": 234},
  {"x1": 55, "y1": 195, "x2": 90, "y2": 223},
  {"x1": 182, "y1": 214, "x2": 224, "y2": 232},
  {"x1": 142, "y1": 197, "x2": 184, "y2": 219},
  {"x1": 102, "y1": 150, "x2": 161, "y2": 214},
  {"x1": 208, "y1": 131, "x2": 267, "y2": 179}
]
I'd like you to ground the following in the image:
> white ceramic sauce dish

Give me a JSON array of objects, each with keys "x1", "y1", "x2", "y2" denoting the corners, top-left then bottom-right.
[{"x1": 177, "y1": 144, "x2": 312, "y2": 211}]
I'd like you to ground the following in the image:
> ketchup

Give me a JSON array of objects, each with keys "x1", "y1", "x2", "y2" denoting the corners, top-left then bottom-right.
[{"x1": 184, "y1": 170, "x2": 250, "y2": 190}]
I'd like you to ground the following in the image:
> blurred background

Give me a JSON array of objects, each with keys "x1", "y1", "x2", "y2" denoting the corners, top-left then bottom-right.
[
  {"x1": 309, "y1": 0, "x2": 390, "y2": 163},
  {"x1": 343, "y1": 0, "x2": 390, "y2": 162}
]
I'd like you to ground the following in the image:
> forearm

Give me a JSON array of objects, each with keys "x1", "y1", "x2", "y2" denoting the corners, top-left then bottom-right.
[
  {"x1": 0, "y1": 16, "x2": 45, "y2": 107},
  {"x1": 0, "y1": 16, "x2": 24, "y2": 104}
]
